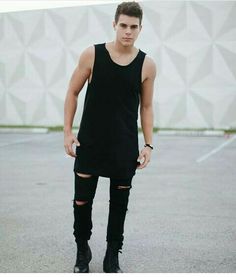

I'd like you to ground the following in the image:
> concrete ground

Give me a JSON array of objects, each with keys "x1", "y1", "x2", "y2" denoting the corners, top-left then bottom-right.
[{"x1": 0, "y1": 131, "x2": 236, "y2": 273}]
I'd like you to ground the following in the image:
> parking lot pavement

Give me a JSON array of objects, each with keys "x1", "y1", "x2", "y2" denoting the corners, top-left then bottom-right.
[{"x1": 0, "y1": 131, "x2": 236, "y2": 273}]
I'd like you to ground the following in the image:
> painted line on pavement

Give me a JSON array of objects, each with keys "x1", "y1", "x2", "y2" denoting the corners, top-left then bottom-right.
[{"x1": 196, "y1": 135, "x2": 236, "y2": 163}]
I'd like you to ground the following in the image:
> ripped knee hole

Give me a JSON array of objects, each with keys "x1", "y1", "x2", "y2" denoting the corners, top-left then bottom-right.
[
  {"x1": 75, "y1": 200, "x2": 88, "y2": 206},
  {"x1": 117, "y1": 185, "x2": 131, "y2": 190},
  {"x1": 76, "y1": 172, "x2": 92, "y2": 178}
]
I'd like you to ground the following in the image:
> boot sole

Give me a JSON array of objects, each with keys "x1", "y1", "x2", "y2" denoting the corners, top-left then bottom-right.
[{"x1": 73, "y1": 266, "x2": 89, "y2": 273}]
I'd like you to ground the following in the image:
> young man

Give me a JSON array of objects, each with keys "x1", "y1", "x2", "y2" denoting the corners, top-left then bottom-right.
[{"x1": 64, "y1": 1, "x2": 156, "y2": 273}]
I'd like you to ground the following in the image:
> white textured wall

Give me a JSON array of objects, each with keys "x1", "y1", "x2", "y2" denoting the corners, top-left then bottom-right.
[{"x1": 0, "y1": 1, "x2": 236, "y2": 129}]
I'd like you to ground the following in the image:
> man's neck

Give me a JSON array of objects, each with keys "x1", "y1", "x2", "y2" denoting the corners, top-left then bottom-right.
[{"x1": 111, "y1": 40, "x2": 135, "y2": 54}]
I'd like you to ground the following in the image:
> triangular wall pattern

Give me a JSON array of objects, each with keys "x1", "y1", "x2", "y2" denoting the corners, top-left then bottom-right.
[{"x1": 0, "y1": 1, "x2": 235, "y2": 129}]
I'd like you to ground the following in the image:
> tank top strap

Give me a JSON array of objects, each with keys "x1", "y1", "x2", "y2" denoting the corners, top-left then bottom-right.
[
  {"x1": 93, "y1": 43, "x2": 107, "y2": 63},
  {"x1": 136, "y1": 49, "x2": 146, "y2": 66},
  {"x1": 94, "y1": 43, "x2": 106, "y2": 53}
]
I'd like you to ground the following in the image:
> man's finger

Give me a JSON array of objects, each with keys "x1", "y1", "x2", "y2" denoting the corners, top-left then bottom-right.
[
  {"x1": 68, "y1": 150, "x2": 76, "y2": 157},
  {"x1": 137, "y1": 156, "x2": 146, "y2": 169},
  {"x1": 137, "y1": 154, "x2": 144, "y2": 162},
  {"x1": 137, "y1": 153, "x2": 151, "y2": 169},
  {"x1": 64, "y1": 145, "x2": 70, "y2": 155},
  {"x1": 75, "y1": 139, "x2": 80, "y2": 146},
  {"x1": 137, "y1": 163, "x2": 145, "y2": 169},
  {"x1": 67, "y1": 145, "x2": 77, "y2": 157}
]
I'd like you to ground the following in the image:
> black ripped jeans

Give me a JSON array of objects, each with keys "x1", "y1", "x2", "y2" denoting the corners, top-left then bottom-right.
[{"x1": 73, "y1": 172, "x2": 133, "y2": 250}]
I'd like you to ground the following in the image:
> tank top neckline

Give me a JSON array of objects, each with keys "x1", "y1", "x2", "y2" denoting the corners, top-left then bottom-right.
[{"x1": 103, "y1": 42, "x2": 141, "y2": 68}]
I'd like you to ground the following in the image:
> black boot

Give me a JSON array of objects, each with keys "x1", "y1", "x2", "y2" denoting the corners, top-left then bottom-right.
[
  {"x1": 103, "y1": 242, "x2": 123, "y2": 273},
  {"x1": 74, "y1": 240, "x2": 92, "y2": 273}
]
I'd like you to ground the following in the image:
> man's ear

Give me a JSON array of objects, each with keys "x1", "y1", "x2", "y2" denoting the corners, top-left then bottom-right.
[{"x1": 113, "y1": 21, "x2": 116, "y2": 30}]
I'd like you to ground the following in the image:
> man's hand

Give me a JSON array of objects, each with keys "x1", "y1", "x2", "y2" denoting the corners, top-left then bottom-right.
[
  {"x1": 136, "y1": 147, "x2": 152, "y2": 169},
  {"x1": 64, "y1": 132, "x2": 80, "y2": 158}
]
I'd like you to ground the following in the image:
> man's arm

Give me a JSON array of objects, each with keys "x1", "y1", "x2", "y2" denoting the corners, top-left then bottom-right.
[
  {"x1": 137, "y1": 56, "x2": 156, "y2": 169},
  {"x1": 64, "y1": 46, "x2": 94, "y2": 157}
]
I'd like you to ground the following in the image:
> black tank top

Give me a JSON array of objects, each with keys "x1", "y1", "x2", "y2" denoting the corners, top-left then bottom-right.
[{"x1": 74, "y1": 42, "x2": 146, "y2": 178}]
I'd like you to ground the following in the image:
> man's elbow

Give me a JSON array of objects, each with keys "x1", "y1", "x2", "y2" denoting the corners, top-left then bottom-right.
[
  {"x1": 66, "y1": 88, "x2": 79, "y2": 99},
  {"x1": 140, "y1": 104, "x2": 153, "y2": 112}
]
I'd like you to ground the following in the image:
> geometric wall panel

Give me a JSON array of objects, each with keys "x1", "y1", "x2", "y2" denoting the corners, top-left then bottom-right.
[{"x1": 0, "y1": 1, "x2": 236, "y2": 129}]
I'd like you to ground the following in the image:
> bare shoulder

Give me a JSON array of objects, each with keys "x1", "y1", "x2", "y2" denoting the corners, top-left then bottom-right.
[
  {"x1": 142, "y1": 55, "x2": 157, "y2": 80},
  {"x1": 78, "y1": 45, "x2": 95, "y2": 68},
  {"x1": 81, "y1": 45, "x2": 95, "y2": 58}
]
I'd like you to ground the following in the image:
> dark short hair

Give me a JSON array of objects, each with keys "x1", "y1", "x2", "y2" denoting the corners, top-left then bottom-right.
[{"x1": 115, "y1": 1, "x2": 143, "y2": 25}]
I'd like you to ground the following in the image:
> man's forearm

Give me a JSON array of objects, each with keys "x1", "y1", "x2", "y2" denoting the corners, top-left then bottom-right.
[
  {"x1": 140, "y1": 106, "x2": 154, "y2": 144},
  {"x1": 64, "y1": 91, "x2": 78, "y2": 135}
]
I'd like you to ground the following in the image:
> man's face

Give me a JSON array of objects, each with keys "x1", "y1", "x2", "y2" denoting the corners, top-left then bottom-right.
[{"x1": 113, "y1": 14, "x2": 142, "y2": 46}]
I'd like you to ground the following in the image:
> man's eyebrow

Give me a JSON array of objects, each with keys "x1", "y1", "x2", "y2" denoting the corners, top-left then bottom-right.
[{"x1": 119, "y1": 23, "x2": 139, "y2": 27}]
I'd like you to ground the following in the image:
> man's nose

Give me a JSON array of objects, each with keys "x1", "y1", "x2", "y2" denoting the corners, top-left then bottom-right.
[{"x1": 125, "y1": 28, "x2": 131, "y2": 35}]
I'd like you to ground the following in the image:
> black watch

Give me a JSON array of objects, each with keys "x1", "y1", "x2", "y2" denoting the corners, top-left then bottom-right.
[{"x1": 144, "y1": 144, "x2": 153, "y2": 150}]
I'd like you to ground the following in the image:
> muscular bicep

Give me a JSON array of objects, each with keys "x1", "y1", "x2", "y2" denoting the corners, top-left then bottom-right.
[{"x1": 68, "y1": 46, "x2": 94, "y2": 96}]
